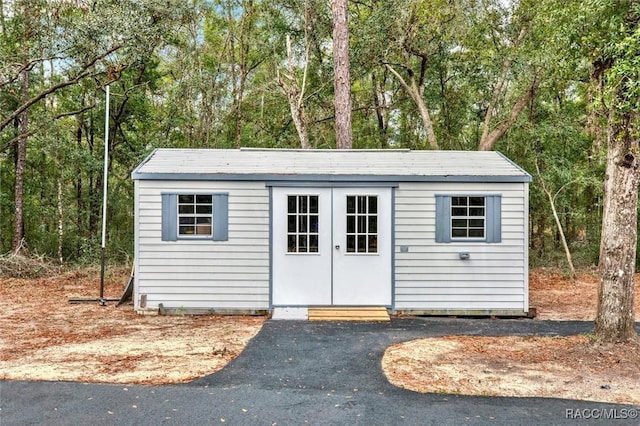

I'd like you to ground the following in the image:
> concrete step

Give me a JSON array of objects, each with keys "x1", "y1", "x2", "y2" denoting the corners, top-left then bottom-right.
[{"x1": 308, "y1": 307, "x2": 390, "y2": 321}]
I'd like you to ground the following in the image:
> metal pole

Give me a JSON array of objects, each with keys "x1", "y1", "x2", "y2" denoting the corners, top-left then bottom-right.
[{"x1": 99, "y1": 84, "x2": 110, "y2": 306}]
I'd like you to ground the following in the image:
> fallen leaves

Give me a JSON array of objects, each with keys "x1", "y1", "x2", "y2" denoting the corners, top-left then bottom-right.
[
  {"x1": 0, "y1": 267, "x2": 264, "y2": 384},
  {"x1": 383, "y1": 270, "x2": 640, "y2": 405}
]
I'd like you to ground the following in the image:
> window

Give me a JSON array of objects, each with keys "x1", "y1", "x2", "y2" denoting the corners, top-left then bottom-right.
[
  {"x1": 287, "y1": 195, "x2": 319, "y2": 253},
  {"x1": 451, "y1": 196, "x2": 485, "y2": 239},
  {"x1": 161, "y1": 193, "x2": 228, "y2": 241},
  {"x1": 346, "y1": 195, "x2": 378, "y2": 253},
  {"x1": 178, "y1": 194, "x2": 213, "y2": 237},
  {"x1": 435, "y1": 194, "x2": 501, "y2": 243}
]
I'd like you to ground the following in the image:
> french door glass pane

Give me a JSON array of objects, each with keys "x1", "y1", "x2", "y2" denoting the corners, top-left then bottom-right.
[
  {"x1": 368, "y1": 196, "x2": 377, "y2": 214},
  {"x1": 368, "y1": 216, "x2": 377, "y2": 233},
  {"x1": 346, "y1": 235, "x2": 356, "y2": 252},
  {"x1": 287, "y1": 195, "x2": 319, "y2": 253},
  {"x1": 347, "y1": 196, "x2": 356, "y2": 213},
  {"x1": 346, "y1": 195, "x2": 378, "y2": 254}
]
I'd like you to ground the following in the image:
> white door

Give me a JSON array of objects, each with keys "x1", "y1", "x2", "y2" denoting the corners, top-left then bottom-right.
[
  {"x1": 332, "y1": 188, "x2": 392, "y2": 305},
  {"x1": 272, "y1": 187, "x2": 391, "y2": 306}
]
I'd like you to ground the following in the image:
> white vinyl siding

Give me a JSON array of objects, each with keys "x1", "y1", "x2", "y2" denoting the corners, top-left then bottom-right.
[
  {"x1": 394, "y1": 182, "x2": 528, "y2": 312},
  {"x1": 134, "y1": 180, "x2": 269, "y2": 310}
]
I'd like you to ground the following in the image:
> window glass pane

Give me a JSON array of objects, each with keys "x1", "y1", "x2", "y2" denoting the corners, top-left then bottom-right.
[
  {"x1": 469, "y1": 197, "x2": 485, "y2": 206},
  {"x1": 368, "y1": 216, "x2": 377, "y2": 233},
  {"x1": 357, "y1": 196, "x2": 366, "y2": 213},
  {"x1": 309, "y1": 215, "x2": 319, "y2": 233},
  {"x1": 196, "y1": 204, "x2": 212, "y2": 214},
  {"x1": 309, "y1": 196, "x2": 318, "y2": 213},
  {"x1": 288, "y1": 215, "x2": 296, "y2": 233},
  {"x1": 196, "y1": 194, "x2": 212, "y2": 204},
  {"x1": 357, "y1": 216, "x2": 366, "y2": 233},
  {"x1": 346, "y1": 235, "x2": 356, "y2": 252},
  {"x1": 299, "y1": 196, "x2": 308, "y2": 213},
  {"x1": 469, "y1": 207, "x2": 485, "y2": 217},
  {"x1": 452, "y1": 219, "x2": 467, "y2": 228},
  {"x1": 469, "y1": 219, "x2": 484, "y2": 228},
  {"x1": 309, "y1": 235, "x2": 318, "y2": 252},
  {"x1": 196, "y1": 224, "x2": 212, "y2": 235},
  {"x1": 452, "y1": 207, "x2": 467, "y2": 217},
  {"x1": 368, "y1": 196, "x2": 377, "y2": 214},
  {"x1": 469, "y1": 229, "x2": 484, "y2": 238},
  {"x1": 288, "y1": 235, "x2": 297, "y2": 252},
  {"x1": 347, "y1": 196, "x2": 356, "y2": 213},
  {"x1": 299, "y1": 235, "x2": 308, "y2": 252},
  {"x1": 179, "y1": 204, "x2": 194, "y2": 214},
  {"x1": 357, "y1": 235, "x2": 366, "y2": 252},
  {"x1": 368, "y1": 235, "x2": 378, "y2": 253},
  {"x1": 179, "y1": 194, "x2": 194, "y2": 203},
  {"x1": 346, "y1": 216, "x2": 355, "y2": 233},
  {"x1": 298, "y1": 215, "x2": 308, "y2": 233},
  {"x1": 288, "y1": 196, "x2": 296, "y2": 213},
  {"x1": 196, "y1": 217, "x2": 211, "y2": 224},
  {"x1": 452, "y1": 197, "x2": 466, "y2": 206},
  {"x1": 452, "y1": 228, "x2": 467, "y2": 238},
  {"x1": 180, "y1": 217, "x2": 195, "y2": 225},
  {"x1": 179, "y1": 225, "x2": 195, "y2": 235}
]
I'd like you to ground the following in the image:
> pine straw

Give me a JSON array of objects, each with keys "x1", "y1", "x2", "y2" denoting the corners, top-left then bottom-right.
[{"x1": 0, "y1": 251, "x2": 58, "y2": 279}]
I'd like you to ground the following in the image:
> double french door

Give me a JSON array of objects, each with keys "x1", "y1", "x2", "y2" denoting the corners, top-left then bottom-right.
[{"x1": 272, "y1": 187, "x2": 391, "y2": 306}]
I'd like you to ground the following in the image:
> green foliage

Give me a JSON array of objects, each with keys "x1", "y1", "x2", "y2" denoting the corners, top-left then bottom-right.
[{"x1": 0, "y1": 0, "x2": 630, "y2": 268}]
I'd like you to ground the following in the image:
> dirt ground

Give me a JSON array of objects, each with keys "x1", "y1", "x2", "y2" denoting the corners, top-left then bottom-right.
[
  {"x1": 383, "y1": 270, "x2": 640, "y2": 405},
  {"x1": 0, "y1": 267, "x2": 264, "y2": 384},
  {"x1": 1, "y1": 267, "x2": 639, "y2": 404}
]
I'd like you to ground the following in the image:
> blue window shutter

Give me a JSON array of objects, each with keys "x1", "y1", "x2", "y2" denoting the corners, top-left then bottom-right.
[
  {"x1": 213, "y1": 193, "x2": 229, "y2": 241},
  {"x1": 486, "y1": 195, "x2": 502, "y2": 243},
  {"x1": 161, "y1": 193, "x2": 177, "y2": 241},
  {"x1": 435, "y1": 195, "x2": 451, "y2": 243}
]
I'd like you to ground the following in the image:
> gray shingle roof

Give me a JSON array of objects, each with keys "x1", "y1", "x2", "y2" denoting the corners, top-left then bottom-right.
[{"x1": 132, "y1": 148, "x2": 531, "y2": 182}]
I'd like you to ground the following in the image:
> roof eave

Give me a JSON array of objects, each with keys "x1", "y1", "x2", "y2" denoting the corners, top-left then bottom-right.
[{"x1": 131, "y1": 172, "x2": 532, "y2": 183}]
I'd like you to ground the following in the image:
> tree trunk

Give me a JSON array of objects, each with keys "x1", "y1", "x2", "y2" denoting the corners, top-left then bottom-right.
[
  {"x1": 478, "y1": 75, "x2": 539, "y2": 151},
  {"x1": 277, "y1": 34, "x2": 310, "y2": 149},
  {"x1": 535, "y1": 162, "x2": 576, "y2": 279},
  {"x1": 12, "y1": 69, "x2": 28, "y2": 252},
  {"x1": 479, "y1": 28, "x2": 527, "y2": 147},
  {"x1": 385, "y1": 63, "x2": 438, "y2": 149},
  {"x1": 331, "y1": 0, "x2": 352, "y2": 149},
  {"x1": 57, "y1": 175, "x2": 63, "y2": 263},
  {"x1": 371, "y1": 72, "x2": 387, "y2": 148},
  {"x1": 75, "y1": 100, "x2": 85, "y2": 256},
  {"x1": 595, "y1": 109, "x2": 638, "y2": 342}
]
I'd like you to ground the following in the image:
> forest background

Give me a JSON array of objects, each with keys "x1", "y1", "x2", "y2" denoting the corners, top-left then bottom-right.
[{"x1": 0, "y1": 0, "x2": 637, "y2": 273}]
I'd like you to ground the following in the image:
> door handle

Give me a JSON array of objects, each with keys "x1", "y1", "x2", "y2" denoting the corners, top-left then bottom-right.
[{"x1": 335, "y1": 245, "x2": 340, "y2": 250}]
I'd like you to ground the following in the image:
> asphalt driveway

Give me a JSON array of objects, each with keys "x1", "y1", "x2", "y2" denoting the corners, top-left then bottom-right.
[{"x1": 2, "y1": 318, "x2": 639, "y2": 425}]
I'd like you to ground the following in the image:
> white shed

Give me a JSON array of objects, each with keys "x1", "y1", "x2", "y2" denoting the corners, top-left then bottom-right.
[{"x1": 131, "y1": 148, "x2": 531, "y2": 317}]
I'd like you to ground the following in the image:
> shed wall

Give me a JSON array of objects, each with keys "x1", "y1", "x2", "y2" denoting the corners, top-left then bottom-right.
[
  {"x1": 394, "y1": 182, "x2": 528, "y2": 312},
  {"x1": 134, "y1": 180, "x2": 270, "y2": 310}
]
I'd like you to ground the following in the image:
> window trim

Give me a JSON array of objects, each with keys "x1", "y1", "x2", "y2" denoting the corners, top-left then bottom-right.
[
  {"x1": 435, "y1": 194, "x2": 501, "y2": 244},
  {"x1": 450, "y1": 196, "x2": 486, "y2": 241},
  {"x1": 177, "y1": 194, "x2": 214, "y2": 238}
]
